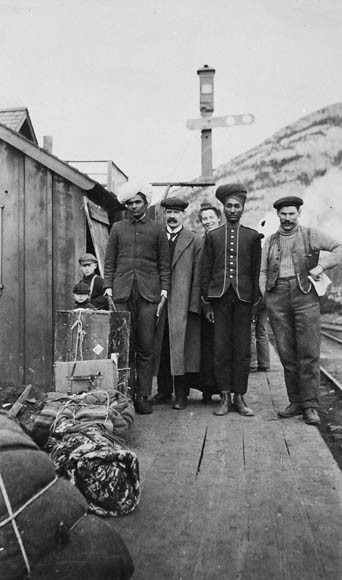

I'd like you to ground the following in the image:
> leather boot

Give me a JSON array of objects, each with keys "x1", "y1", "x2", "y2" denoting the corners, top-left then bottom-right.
[
  {"x1": 233, "y1": 394, "x2": 254, "y2": 416},
  {"x1": 303, "y1": 407, "x2": 320, "y2": 425},
  {"x1": 173, "y1": 382, "x2": 187, "y2": 410},
  {"x1": 214, "y1": 391, "x2": 231, "y2": 416}
]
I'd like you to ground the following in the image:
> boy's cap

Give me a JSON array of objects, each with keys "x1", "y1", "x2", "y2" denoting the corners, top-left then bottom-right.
[
  {"x1": 73, "y1": 281, "x2": 90, "y2": 295},
  {"x1": 79, "y1": 253, "x2": 97, "y2": 264}
]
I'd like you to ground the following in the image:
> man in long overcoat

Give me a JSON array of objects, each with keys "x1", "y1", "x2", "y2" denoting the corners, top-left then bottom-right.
[
  {"x1": 103, "y1": 181, "x2": 170, "y2": 415},
  {"x1": 153, "y1": 196, "x2": 202, "y2": 410}
]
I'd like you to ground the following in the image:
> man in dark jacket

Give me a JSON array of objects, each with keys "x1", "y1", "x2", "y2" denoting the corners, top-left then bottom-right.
[
  {"x1": 201, "y1": 183, "x2": 261, "y2": 417},
  {"x1": 104, "y1": 181, "x2": 170, "y2": 414}
]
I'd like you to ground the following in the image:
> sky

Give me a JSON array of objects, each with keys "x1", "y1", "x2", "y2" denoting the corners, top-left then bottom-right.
[{"x1": 1, "y1": 0, "x2": 342, "y2": 192}]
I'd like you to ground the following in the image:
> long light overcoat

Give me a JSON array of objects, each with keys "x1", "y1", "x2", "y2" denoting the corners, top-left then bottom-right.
[{"x1": 154, "y1": 228, "x2": 203, "y2": 376}]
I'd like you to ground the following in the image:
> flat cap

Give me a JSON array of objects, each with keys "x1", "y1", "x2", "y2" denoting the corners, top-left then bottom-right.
[
  {"x1": 79, "y1": 253, "x2": 97, "y2": 264},
  {"x1": 161, "y1": 196, "x2": 189, "y2": 211},
  {"x1": 73, "y1": 281, "x2": 90, "y2": 295},
  {"x1": 215, "y1": 183, "x2": 247, "y2": 205},
  {"x1": 273, "y1": 196, "x2": 303, "y2": 210}
]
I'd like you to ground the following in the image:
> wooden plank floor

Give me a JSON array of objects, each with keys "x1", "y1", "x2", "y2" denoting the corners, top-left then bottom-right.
[{"x1": 114, "y1": 346, "x2": 342, "y2": 580}]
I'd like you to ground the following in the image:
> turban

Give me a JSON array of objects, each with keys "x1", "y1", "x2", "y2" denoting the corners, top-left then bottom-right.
[
  {"x1": 215, "y1": 183, "x2": 247, "y2": 206},
  {"x1": 116, "y1": 180, "x2": 152, "y2": 206}
]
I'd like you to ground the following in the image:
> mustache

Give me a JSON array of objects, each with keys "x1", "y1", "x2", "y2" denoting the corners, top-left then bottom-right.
[{"x1": 167, "y1": 218, "x2": 178, "y2": 223}]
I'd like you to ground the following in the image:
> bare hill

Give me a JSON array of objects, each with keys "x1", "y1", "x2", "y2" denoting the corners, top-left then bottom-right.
[{"x1": 176, "y1": 103, "x2": 342, "y2": 302}]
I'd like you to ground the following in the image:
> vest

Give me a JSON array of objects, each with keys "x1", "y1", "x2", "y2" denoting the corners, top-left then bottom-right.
[{"x1": 266, "y1": 226, "x2": 320, "y2": 293}]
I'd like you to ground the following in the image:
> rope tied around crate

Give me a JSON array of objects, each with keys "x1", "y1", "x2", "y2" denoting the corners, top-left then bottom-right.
[
  {"x1": 71, "y1": 311, "x2": 87, "y2": 361},
  {"x1": 0, "y1": 473, "x2": 59, "y2": 578}
]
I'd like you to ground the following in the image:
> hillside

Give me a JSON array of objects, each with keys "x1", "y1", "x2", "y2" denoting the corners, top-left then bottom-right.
[{"x1": 175, "y1": 103, "x2": 342, "y2": 303}]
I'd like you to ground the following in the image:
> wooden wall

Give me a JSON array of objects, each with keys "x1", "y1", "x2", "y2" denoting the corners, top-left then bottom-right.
[{"x1": 0, "y1": 141, "x2": 91, "y2": 388}]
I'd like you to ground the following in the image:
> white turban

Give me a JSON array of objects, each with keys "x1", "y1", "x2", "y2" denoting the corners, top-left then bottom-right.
[{"x1": 116, "y1": 180, "x2": 152, "y2": 206}]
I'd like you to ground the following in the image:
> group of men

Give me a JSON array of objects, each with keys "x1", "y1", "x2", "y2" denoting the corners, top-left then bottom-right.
[{"x1": 102, "y1": 180, "x2": 342, "y2": 425}]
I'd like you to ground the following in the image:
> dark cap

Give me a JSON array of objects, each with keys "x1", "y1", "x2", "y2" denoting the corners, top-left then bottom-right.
[
  {"x1": 73, "y1": 281, "x2": 90, "y2": 295},
  {"x1": 215, "y1": 183, "x2": 247, "y2": 206},
  {"x1": 161, "y1": 196, "x2": 189, "y2": 211},
  {"x1": 273, "y1": 196, "x2": 303, "y2": 210},
  {"x1": 79, "y1": 253, "x2": 97, "y2": 265}
]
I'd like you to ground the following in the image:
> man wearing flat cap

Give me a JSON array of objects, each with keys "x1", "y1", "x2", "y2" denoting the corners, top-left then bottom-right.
[
  {"x1": 153, "y1": 196, "x2": 203, "y2": 410},
  {"x1": 201, "y1": 183, "x2": 261, "y2": 417},
  {"x1": 103, "y1": 180, "x2": 170, "y2": 415},
  {"x1": 260, "y1": 195, "x2": 342, "y2": 425}
]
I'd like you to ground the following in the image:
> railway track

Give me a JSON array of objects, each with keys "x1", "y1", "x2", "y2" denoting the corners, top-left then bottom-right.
[
  {"x1": 318, "y1": 321, "x2": 342, "y2": 470},
  {"x1": 320, "y1": 364, "x2": 342, "y2": 392},
  {"x1": 321, "y1": 323, "x2": 342, "y2": 344},
  {"x1": 320, "y1": 326, "x2": 342, "y2": 391}
]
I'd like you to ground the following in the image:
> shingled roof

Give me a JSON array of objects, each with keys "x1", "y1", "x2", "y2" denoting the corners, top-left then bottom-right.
[{"x1": 0, "y1": 107, "x2": 38, "y2": 145}]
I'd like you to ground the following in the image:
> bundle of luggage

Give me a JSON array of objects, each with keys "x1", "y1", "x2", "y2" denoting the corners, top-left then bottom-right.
[
  {"x1": 31, "y1": 389, "x2": 140, "y2": 517},
  {"x1": 0, "y1": 411, "x2": 134, "y2": 580}
]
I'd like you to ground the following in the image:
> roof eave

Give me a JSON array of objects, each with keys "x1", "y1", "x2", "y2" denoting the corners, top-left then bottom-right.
[{"x1": 0, "y1": 122, "x2": 122, "y2": 213}]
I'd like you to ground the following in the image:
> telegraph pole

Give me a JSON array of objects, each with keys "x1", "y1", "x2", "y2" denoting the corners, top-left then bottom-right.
[{"x1": 187, "y1": 65, "x2": 255, "y2": 179}]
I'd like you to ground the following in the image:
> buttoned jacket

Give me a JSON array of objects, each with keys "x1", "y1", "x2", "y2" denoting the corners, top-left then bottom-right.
[
  {"x1": 201, "y1": 223, "x2": 261, "y2": 304},
  {"x1": 103, "y1": 215, "x2": 170, "y2": 303}
]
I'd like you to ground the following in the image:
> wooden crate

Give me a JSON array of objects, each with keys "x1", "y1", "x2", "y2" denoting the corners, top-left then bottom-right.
[
  {"x1": 54, "y1": 310, "x2": 131, "y2": 394},
  {"x1": 54, "y1": 359, "x2": 118, "y2": 394}
]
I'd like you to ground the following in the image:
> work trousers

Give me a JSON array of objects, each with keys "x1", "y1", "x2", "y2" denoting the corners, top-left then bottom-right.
[
  {"x1": 265, "y1": 278, "x2": 320, "y2": 408},
  {"x1": 116, "y1": 281, "x2": 157, "y2": 398},
  {"x1": 212, "y1": 287, "x2": 252, "y2": 394},
  {"x1": 250, "y1": 301, "x2": 270, "y2": 370}
]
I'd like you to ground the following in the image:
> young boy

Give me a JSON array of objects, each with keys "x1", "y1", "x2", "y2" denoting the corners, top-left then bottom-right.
[
  {"x1": 72, "y1": 281, "x2": 96, "y2": 309},
  {"x1": 77, "y1": 253, "x2": 107, "y2": 310}
]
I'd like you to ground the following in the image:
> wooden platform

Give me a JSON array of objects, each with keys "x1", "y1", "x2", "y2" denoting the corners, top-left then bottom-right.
[{"x1": 114, "y1": 346, "x2": 342, "y2": 580}]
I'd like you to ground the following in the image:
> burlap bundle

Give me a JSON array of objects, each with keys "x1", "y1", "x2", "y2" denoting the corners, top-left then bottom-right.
[
  {"x1": 0, "y1": 412, "x2": 134, "y2": 580},
  {"x1": 30, "y1": 389, "x2": 140, "y2": 517}
]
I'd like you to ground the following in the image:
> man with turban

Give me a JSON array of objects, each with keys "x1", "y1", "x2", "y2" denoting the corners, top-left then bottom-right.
[
  {"x1": 104, "y1": 180, "x2": 170, "y2": 414},
  {"x1": 201, "y1": 183, "x2": 261, "y2": 417}
]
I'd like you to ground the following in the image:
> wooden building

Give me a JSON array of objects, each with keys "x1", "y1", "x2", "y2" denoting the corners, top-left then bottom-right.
[{"x1": 0, "y1": 115, "x2": 126, "y2": 389}]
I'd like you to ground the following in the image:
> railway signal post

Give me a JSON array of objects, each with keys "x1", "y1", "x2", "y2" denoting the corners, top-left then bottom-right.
[{"x1": 187, "y1": 64, "x2": 255, "y2": 179}]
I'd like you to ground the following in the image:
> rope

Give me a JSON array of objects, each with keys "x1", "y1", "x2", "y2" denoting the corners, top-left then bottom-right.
[
  {"x1": 0, "y1": 473, "x2": 58, "y2": 577},
  {"x1": 71, "y1": 311, "x2": 86, "y2": 362},
  {"x1": 51, "y1": 398, "x2": 77, "y2": 431}
]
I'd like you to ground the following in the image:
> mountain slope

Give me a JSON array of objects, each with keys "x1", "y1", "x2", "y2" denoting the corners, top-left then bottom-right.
[{"x1": 177, "y1": 103, "x2": 342, "y2": 301}]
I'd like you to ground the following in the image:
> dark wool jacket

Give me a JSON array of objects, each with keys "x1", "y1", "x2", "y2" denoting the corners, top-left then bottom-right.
[
  {"x1": 201, "y1": 223, "x2": 261, "y2": 305},
  {"x1": 104, "y1": 215, "x2": 170, "y2": 303},
  {"x1": 79, "y1": 274, "x2": 108, "y2": 309}
]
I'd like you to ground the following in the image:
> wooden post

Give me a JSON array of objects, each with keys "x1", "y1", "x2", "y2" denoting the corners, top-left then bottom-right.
[
  {"x1": 201, "y1": 128, "x2": 213, "y2": 178},
  {"x1": 107, "y1": 160, "x2": 113, "y2": 191},
  {"x1": 43, "y1": 136, "x2": 53, "y2": 153}
]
